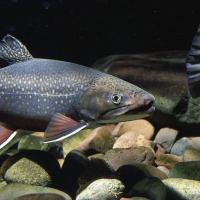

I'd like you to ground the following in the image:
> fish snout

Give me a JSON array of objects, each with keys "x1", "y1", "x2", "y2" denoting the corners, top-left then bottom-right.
[
  {"x1": 133, "y1": 93, "x2": 155, "y2": 113},
  {"x1": 143, "y1": 94, "x2": 155, "y2": 108}
]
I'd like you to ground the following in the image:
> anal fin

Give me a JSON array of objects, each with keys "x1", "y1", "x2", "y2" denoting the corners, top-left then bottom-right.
[{"x1": 44, "y1": 113, "x2": 88, "y2": 143}]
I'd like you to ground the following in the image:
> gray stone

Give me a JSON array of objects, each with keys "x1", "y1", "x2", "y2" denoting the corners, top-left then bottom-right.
[
  {"x1": 154, "y1": 128, "x2": 178, "y2": 152},
  {"x1": 169, "y1": 161, "x2": 200, "y2": 181},
  {"x1": 171, "y1": 137, "x2": 192, "y2": 156},
  {"x1": 163, "y1": 178, "x2": 200, "y2": 200},
  {"x1": 0, "y1": 183, "x2": 71, "y2": 200},
  {"x1": 76, "y1": 178, "x2": 125, "y2": 200}
]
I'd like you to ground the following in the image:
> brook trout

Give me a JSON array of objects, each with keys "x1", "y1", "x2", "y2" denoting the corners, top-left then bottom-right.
[{"x1": 0, "y1": 35, "x2": 155, "y2": 149}]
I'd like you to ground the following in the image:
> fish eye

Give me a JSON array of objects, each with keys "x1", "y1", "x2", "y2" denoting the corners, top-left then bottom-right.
[{"x1": 112, "y1": 93, "x2": 122, "y2": 104}]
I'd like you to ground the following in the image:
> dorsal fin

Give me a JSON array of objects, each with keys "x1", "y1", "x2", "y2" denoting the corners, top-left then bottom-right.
[{"x1": 0, "y1": 34, "x2": 33, "y2": 64}]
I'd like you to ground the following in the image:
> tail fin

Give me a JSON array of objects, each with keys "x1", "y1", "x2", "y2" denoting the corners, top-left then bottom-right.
[
  {"x1": 0, "y1": 34, "x2": 33, "y2": 64},
  {"x1": 186, "y1": 25, "x2": 200, "y2": 98}
]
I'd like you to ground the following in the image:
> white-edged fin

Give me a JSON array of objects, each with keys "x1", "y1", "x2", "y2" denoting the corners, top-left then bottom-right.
[
  {"x1": 186, "y1": 25, "x2": 200, "y2": 98},
  {"x1": 0, "y1": 126, "x2": 17, "y2": 149},
  {"x1": 0, "y1": 34, "x2": 33, "y2": 64},
  {"x1": 43, "y1": 113, "x2": 88, "y2": 143}
]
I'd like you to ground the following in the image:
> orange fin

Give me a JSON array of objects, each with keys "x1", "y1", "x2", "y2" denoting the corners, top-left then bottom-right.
[
  {"x1": 44, "y1": 113, "x2": 88, "y2": 143},
  {"x1": 0, "y1": 126, "x2": 16, "y2": 149}
]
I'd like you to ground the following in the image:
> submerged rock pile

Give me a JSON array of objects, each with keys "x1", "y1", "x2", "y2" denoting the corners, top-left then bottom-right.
[{"x1": 0, "y1": 119, "x2": 200, "y2": 200}]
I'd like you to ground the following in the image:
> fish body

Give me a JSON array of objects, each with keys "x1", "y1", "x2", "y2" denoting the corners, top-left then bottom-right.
[
  {"x1": 0, "y1": 35, "x2": 155, "y2": 148},
  {"x1": 0, "y1": 58, "x2": 107, "y2": 130}
]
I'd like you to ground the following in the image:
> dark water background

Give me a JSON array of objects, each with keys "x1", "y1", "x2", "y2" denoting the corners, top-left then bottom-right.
[{"x1": 0, "y1": 0, "x2": 199, "y2": 65}]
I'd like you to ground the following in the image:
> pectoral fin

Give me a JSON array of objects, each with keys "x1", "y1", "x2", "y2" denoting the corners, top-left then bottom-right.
[
  {"x1": 43, "y1": 113, "x2": 88, "y2": 143},
  {"x1": 0, "y1": 126, "x2": 16, "y2": 149}
]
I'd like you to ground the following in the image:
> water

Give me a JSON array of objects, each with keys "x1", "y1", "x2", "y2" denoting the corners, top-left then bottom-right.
[{"x1": 0, "y1": 1, "x2": 200, "y2": 200}]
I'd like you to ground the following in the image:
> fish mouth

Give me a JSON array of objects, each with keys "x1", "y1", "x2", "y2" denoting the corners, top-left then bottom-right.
[{"x1": 98, "y1": 101, "x2": 155, "y2": 120}]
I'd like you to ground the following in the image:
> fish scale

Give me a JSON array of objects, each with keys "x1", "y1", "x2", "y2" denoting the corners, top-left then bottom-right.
[
  {"x1": 0, "y1": 59, "x2": 96, "y2": 119},
  {"x1": 0, "y1": 34, "x2": 155, "y2": 148}
]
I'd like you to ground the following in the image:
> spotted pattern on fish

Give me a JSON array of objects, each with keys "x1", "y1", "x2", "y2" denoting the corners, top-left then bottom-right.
[{"x1": 0, "y1": 34, "x2": 155, "y2": 146}]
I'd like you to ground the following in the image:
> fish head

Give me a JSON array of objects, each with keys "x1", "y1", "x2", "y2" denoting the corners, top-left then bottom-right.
[{"x1": 78, "y1": 75, "x2": 155, "y2": 121}]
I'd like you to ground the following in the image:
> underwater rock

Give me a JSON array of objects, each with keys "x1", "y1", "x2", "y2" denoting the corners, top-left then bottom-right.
[
  {"x1": 0, "y1": 150, "x2": 60, "y2": 186},
  {"x1": 102, "y1": 147, "x2": 155, "y2": 170},
  {"x1": 58, "y1": 159, "x2": 65, "y2": 168},
  {"x1": 4, "y1": 157, "x2": 51, "y2": 186},
  {"x1": 76, "y1": 178, "x2": 125, "y2": 200},
  {"x1": 0, "y1": 129, "x2": 29, "y2": 156},
  {"x1": 169, "y1": 161, "x2": 200, "y2": 181},
  {"x1": 155, "y1": 152, "x2": 182, "y2": 169},
  {"x1": 18, "y1": 135, "x2": 49, "y2": 151},
  {"x1": 120, "y1": 198, "x2": 150, "y2": 200},
  {"x1": 88, "y1": 153, "x2": 104, "y2": 159},
  {"x1": 154, "y1": 128, "x2": 178, "y2": 153},
  {"x1": 190, "y1": 137, "x2": 200, "y2": 150},
  {"x1": 117, "y1": 164, "x2": 167, "y2": 192},
  {"x1": 157, "y1": 166, "x2": 170, "y2": 177},
  {"x1": 0, "y1": 183, "x2": 71, "y2": 200},
  {"x1": 183, "y1": 147, "x2": 200, "y2": 161},
  {"x1": 113, "y1": 131, "x2": 153, "y2": 149},
  {"x1": 112, "y1": 120, "x2": 154, "y2": 139},
  {"x1": 0, "y1": 154, "x2": 10, "y2": 167},
  {"x1": 163, "y1": 178, "x2": 200, "y2": 200},
  {"x1": 61, "y1": 150, "x2": 90, "y2": 198},
  {"x1": 78, "y1": 157, "x2": 115, "y2": 193},
  {"x1": 126, "y1": 177, "x2": 166, "y2": 200},
  {"x1": 63, "y1": 129, "x2": 92, "y2": 157},
  {"x1": 14, "y1": 193, "x2": 66, "y2": 200},
  {"x1": 0, "y1": 177, "x2": 7, "y2": 189},
  {"x1": 170, "y1": 137, "x2": 192, "y2": 156},
  {"x1": 77, "y1": 125, "x2": 116, "y2": 153}
]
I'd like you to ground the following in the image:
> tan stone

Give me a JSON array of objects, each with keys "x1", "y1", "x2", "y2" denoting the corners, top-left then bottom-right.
[
  {"x1": 157, "y1": 166, "x2": 170, "y2": 177},
  {"x1": 113, "y1": 131, "x2": 153, "y2": 149},
  {"x1": 103, "y1": 147, "x2": 155, "y2": 170},
  {"x1": 112, "y1": 119, "x2": 154, "y2": 140}
]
